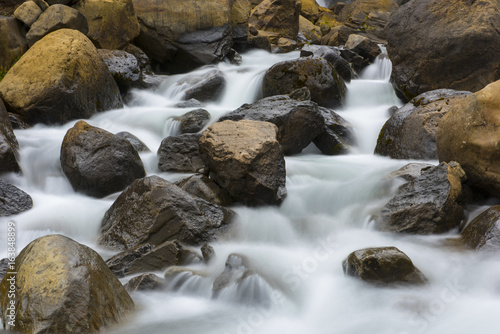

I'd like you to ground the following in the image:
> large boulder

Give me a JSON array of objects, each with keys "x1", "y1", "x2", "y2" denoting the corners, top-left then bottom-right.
[
  {"x1": 0, "y1": 234, "x2": 134, "y2": 333},
  {"x1": 437, "y1": 80, "x2": 500, "y2": 198},
  {"x1": 99, "y1": 175, "x2": 234, "y2": 251},
  {"x1": 219, "y1": 95, "x2": 324, "y2": 155},
  {"x1": 0, "y1": 99, "x2": 20, "y2": 173},
  {"x1": 0, "y1": 180, "x2": 33, "y2": 216},
  {"x1": 342, "y1": 247, "x2": 427, "y2": 286},
  {"x1": 262, "y1": 57, "x2": 347, "y2": 109},
  {"x1": 60, "y1": 121, "x2": 146, "y2": 198},
  {"x1": 97, "y1": 49, "x2": 142, "y2": 95},
  {"x1": 132, "y1": 0, "x2": 233, "y2": 73},
  {"x1": 300, "y1": 44, "x2": 352, "y2": 82},
  {"x1": 0, "y1": 29, "x2": 123, "y2": 125},
  {"x1": 157, "y1": 133, "x2": 208, "y2": 174},
  {"x1": 74, "y1": 0, "x2": 140, "y2": 49},
  {"x1": 461, "y1": 206, "x2": 500, "y2": 251},
  {"x1": 0, "y1": 16, "x2": 28, "y2": 70},
  {"x1": 14, "y1": 0, "x2": 42, "y2": 27},
  {"x1": 375, "y1": 162, "x2": 466, "y2": 234},
  {"x1": 375, "y1": 89, "x2": 472, "y2": 160},
  {"x1": 199, "y1": 120, "x2": 287, "y2": 206},
  {"x1": 386, "y1": 0, "x2": 500, "y2": 101},
  {"x1": 314, "y1": 107, "x2": 356, "y2": 155}
]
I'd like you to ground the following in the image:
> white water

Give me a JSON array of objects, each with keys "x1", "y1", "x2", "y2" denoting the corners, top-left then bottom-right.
[{"x1": 2, "y1": 50, "x2": 500, "y2": 334}]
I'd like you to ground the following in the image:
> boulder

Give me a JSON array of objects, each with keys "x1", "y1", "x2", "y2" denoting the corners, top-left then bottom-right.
[
  {"x1": 0, "y1": 180, "x2": 33, "y2": 216},
  {"x1": 437, "y1": 80, "x2": 500, "y2": 198},
  {"x1": 199, "y1": 120, "x2": 286, "y2": 206},
  {"x1": 0, "y1": 16, "x2": 28, "y2": 70},
  {"x1": 0, "y1": 99, "x2": 20, "y2": 173},
  {"x1": 60, "y1": 121, "x2": 146, "y2": 198},
  {"x1": 461, "y1": 206, "x2": 500, "y2": 251},
  {"x1": 344, "y1": 34, "x2": 381, "y2": 64},
  {"x1": 300, "y1": 44, "x2": 352, "y2": 82},
  {"x1": 115, "y1": 131, "x2": 150, "y2": 152},
  {"x1": 99, "y1": 175, "x2": 234, "y2": 250},
  {"x1": 375, "y1": 89, "x2": 472, "y2": 160},
  {"x1": 133, "y1": 0, "x2": 233, "y2": 73},
  {"x1": 299, "y1": 15, "x2": 321, "y2": 45},
  {"x1": 179, "y1": 108, "x2": 211, "y2": 134},
  {"x1": 176, "y1": 174, "x2": 233, "y2": 207},
  {"x1": 125, "y1": 273, "x2": 165, "y2": 293},
  {"x1": 219, "y1": 95, "x2": 324, "y2": 155},
  {"x1": 262, "y1": 57, "x2": 347, "y2": 108},
  {"x1": 314, "y1": 107, "x2": 355, "y2": 155},
  {"x1": 13, "y1": 0, "x2": 42, "y2": 26},
  {"x1": 301, "y1": 0, "x2": 321, "y2": 22},
  {"x1": 74, "y1": 0, "x2": 140, "y2": 49},
  {"x1": 0, "y1": 29, "x2": 123, "y2": 125},
  {"x1": 386, "y1": 0, "x2": 500, "y2": 101},
  {"x1": 25, "y1": 4, "x2": 89, "y2": 47},
  {"x1": 375, "y1": 162, "x2": 466, "y2": 234},
  {"x1": 179, "y1": 69, "x2": 226, "y2": 103},
  {"x1": 157, "y1": 133, "x2": 208, "y2": 174},
  {"x1": 342, "y1": 247, "x2": 427, "y2": 286},
  {"x1": 231, "y1": 0, "x2": 252, "y2": 49},
  {"x1": 0, "y1": 234, "x2": 134, "y2": 333},
  {"x1": 97, "y1": 49, "x2": 142, "y2": 95}
]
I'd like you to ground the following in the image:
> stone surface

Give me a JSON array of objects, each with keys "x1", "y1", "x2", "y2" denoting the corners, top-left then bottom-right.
[
  {"x1": 179, "y1": 69, "x2": 226, "y2": 103},
  {"x1": 343, "y1": 246, "x2": 427, "y2": 286},
  {"x1": 124, "y1": 273, "x2": 165, "y2": 293},
  {"x1": 375, "y1": 89, "x2": 472, "y2": 160},
  {"x1": 262, "y1": 57, "x2": 347, "y2": 108},
  {"x1": 0, "y1": 99, "x2": 20, "y2": 173},
  {"x1": 199, "y1": 120, "x2": 287, "y2": 206},
  {"x1": 461, "y1": 206, "x2": 500, "y2": 251},
  {"x1": 231, "y1": 0, "x2": 252, "y2": 49},
  {"x1": 301, "y1": 0, "x2": 321, "y2": 22},
  {"x1": 314, "y1": 107, "x2": 356, "y2": 155},
  {"x1": 299, "y1": 15, "x2": 321, "y2": 44},
  {"x1": 0, "y1": 29, "x2": 123, "y2": 125},
  {"x1": 0, "y1": 16, "x2": 28, "y2": 70},
  {"x1": 179, "y1": 108, "x2": 211, "y2": 134},
  {"x1": 14, "y1": 0, "x2": 42, "y2": 27},
  {"x1": 201, "y1": 243, "x2": 216, "y2": 263},
  {"x1": 60, "y1": 121, "x2": 146, "y2": 198},
  {"x1": 98, "y1": 49, "x2": 142, "y2": 95},
  {"x1": 0, "y1": 234, "x2": 134, "y2": 333},
  {"x1": 115, "y1": 131, "x2": 150, "y2": 152},
  {"x1": 344, "y1": 34, "x2": 381, "y2": 63},
  {"x1": 99, "y1": 175, "x2": 234, "y2": 250},
  {"x1": 386, "y1": 0, "x2": 500, "y2": 101},
  {"x1": 0, "y1": 180, "x2": 32, "y2": 216},
  {"x1": 157, "y1": 133, "x2": 208, "y2": 174},
  {"x1": 0, "y1": 258, "x2": 7, "y2": 282},
  {"x1": 176, "y1": 174, "x2": 233, "y2": 207},
  {"x1": 300, "y1": 44, "x2": 352, "y2": 82}
]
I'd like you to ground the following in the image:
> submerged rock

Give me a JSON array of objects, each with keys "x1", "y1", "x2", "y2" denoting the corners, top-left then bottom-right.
[{"x1": 461, "y1": 206, "x2": 500, "y2": 251}]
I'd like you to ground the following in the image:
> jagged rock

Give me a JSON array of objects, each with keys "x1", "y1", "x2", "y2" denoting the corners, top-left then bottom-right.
[
  {"x1": 314, "y1": 107, "x2": 355, "y2": 155},
  {"x1": 0, "y1": 16, "x2": 28, "y2": 70},
  {"x1": 0, "y1": 180, "x2": 33, "y2": 216},
  {"x1": 125, "y1": 273, "x2": 166, "y2": 293},
  {"x1": 176, "y1": 174, "x2": 233, "y2": 207},
  {"x1": 344, "y1": 34, "x2": 381, "y2": 64},
  {"x1": 157, "y1": 133, "x2": 208, "y2": 174},
  {"x1": 299, "y1": 15, "x2": 321, "y2": 44},
  {"x1": 300, "y1": 44, "x2": 352, "y2": 82},
  {"x1": 14, "y1": 0, "x2": 42, "y2": 26},
  {"x1": 115, "y1": 131, "x2": 150, "y2": 152},
  {"x1": 97, "y1": 49, "x2": 142, "y2": 95},
  {"x1": 461, "y1": 206, "x2": 500, "y2": 251},
  {"x1": 301, "y1": 0, "x2": 321, "y2": 22},
  {"x1": 0, "y1": 99, "x2": 20, "y2": 173},
  {"x1": 123, "y1": 43, "x2": 151, "y2": 72},
  {"x1": 178, "y1": 108, "x2": 211, "y2": 134},
  {"x1": 231, "y1": 0, "x2": 251, "y2": 49},
  {"x1": 179, "y1": 69, "x2": 226, "y2": 103}
]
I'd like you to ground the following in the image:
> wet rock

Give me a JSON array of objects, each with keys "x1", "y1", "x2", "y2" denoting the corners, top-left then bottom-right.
[
  {"x1": 0, "y1": 258, "x2": 7, "y2": 282},
  {"x1": 288, "y1": 87, "x2": 311, "y2": 102},
  {"x1": 461, "y1": 206, "x2": 500, "y2": 251},
  {"x1": 299, "y1": 15, "x2": 321, "y2": 45},
  {"x1": 60, "y1": 121, "x2": 146, "y2": 198},
  {"x1": 0, "y1": 180, "x2": 33, "y2": 216},
  {"x1": 14, "y1": 0, "x2": 42, "y2": 26},
  {"x1": 262, "y1": 57, "x2": 347, "y2": 109},
  {"x1": 176, "y1": 174, "x2": 233, "y2": 207},
  {"x1": 344, "y1": 34, "x2": 381, "y2": 64},
  {"x1": 179, "y1": 69, "x2": 226, "y2": 103},
  {"x1": 227, "y1": 48, "x2": 243, "y2": 65},
  {"x1": 314, "y1": 107, "x2": 356, "y2": 155},
  {"x1": 220, "y1": 96, "x2": 324, "y2": 155},
  {"x1": 174, "y1": 99, "x2": 205, "y2": 109},
  {"x1": 375, "y1": 89, "x2": 472, "y2": 160},
  {"x1": 339, "y1": 48, "x2": 364, "y2": 73},
  {"x1": 384, "y1": 163, "x2": 434, "y2": 184},
  {"x1": 157, "y1": 133, "x2": 208, "y2": 174},
  {"x1": 115, "y1": 131, "x2": 150, "y2": 152},
  {"x1": 0, "y1": 29, "x2": 123, "y2": 125},
  {"x1": 125, "y1": 273, "x2": 166, "y2": 293},
  {"x1": 375, "y1": 162, "x2": 466, "y2": 234},
  {"x1": 0, "y1": 99, "x2": 20, "y2": 173},
  {"x1": 0, "y1": 16, "x2": 28, "y2": 70},
  {"x1": 199, "y1": 120, "x2": 287, "y2": 206},
  {"x1": 300, "y1": 44, "x2": 352, "y2": 82},
  {"x1": 179, "y1": 108, "x2": 211, "y2": 134},
  {"x1": 0, "y1": 234, "x2": 134, "y2": 333},
  {"x1": 123, "y1": 43, "x2": 151, "y2": 72},
  {"x1": 99, "y1": 175, "x2": 234, "y2": 250},
  {"x1": 342, "y1": 246, "x2": 427, "y2": 286},
  {"x1": 98, "y1": 49, "x2": 143, "y2": 95},
  {"x1": 201, "y1": 243, "x2": 215, "y2": 263}
]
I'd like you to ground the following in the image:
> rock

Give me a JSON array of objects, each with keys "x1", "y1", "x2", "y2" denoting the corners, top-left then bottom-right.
[
  {"x1": 125, "y1": 273, "x2": 166, "y2": 293},
  {"x1": 14, "y1": 0, "x2": 42, "y2": 26},
  {"x1": 0, "y1": 180, "x2": 33, "y2": 216},
  {"x1": 384, "y1": 162, "x2": 434, "y2": 184},
  {"x1": 248, "y1": 0, "x2": 301, "y2": 51},
  {"x1": 32, "y1": 0, "x2": 49, "y2": 11},
  {"x1": 176, "y1": 174, "x2": 233, "y2": 207},
  {"x1": 262, "y1": 57, "x2": 347, "y2": 108},
  {"x1": 320, "y1": 24, "x2": 355, "y2": 46},
  {"x1": 219, "y1": 95, "x2": 324, "y2": 155},
  {"x1": 60, "y1": 121, "x2": 146, "y2": 198},
  {"x1": 375, "y1": 162, "x2": 466, "y2": 234},
  {"x1": 99, "y1": 175, "x2": 234, "y2": 250},
  {"x1": 97, "y1": 49, "x2": 142, "y2": 95},
  {"x1": 386, "y1": 0, "x2": 500, "y2": 101},
  {"x1": 301, "y1": 0, "x2": 321, "y2": 22},
  {"x1": 74, "y1": 0, "x2": 140, "y2": 49},
  {"x1": 25, "y1": 4, "x2": 89, "y2": 47},
  {"x1": 299, "y1": 15, "x2": 321, "y2": 44},
  {"x1": 142, "y1": 74, "x2": 168, "y2": 90},
  {"x1": 375, "y1": 89, "x2": 472, "y2": 160},
  {"x1": 0, "y1": 234, "x2": 134, "y2": 333},
  {"x1": 201, "y1": 243, "x2": 215, "y2": 263},
  {"x1": 157, "y1": 133, "x2": 208, "y2": 174},
  {"x1": 437, "y1": 80, "x2": 500, "y2": 198},
  {"x1": 115, "y1": 131, "x2": 150, "y2": 152},
  {"x1": 227, "y1": 48, "x2": 243, "y2": 65},
  {"x1": 316, "y1": 11, "x2": 342, "y2": 32},
  {"x1": 0, "y1": 16, "x2": 27, "y2": 70},
  {"x1": 300, "y1": 44, "x2": 352, "y2": 82},
  {"x1": 0, "y1": 99, "x2": 20, "y2": 173},
  {"x1": 461, "y1": 206, "x2": 500, "y2": 251},
  {"x1": 199, "y1": 120, "x2": 286, "y2": 206},
  {"x1": 0, "y1": 29, "x2": 123, "y2": 125},
  {"x1": 179, "y1": 69, "x2": 226, "y2": 103},
  {"x1": 106, "y1": 240, "x2": 188, "y2": 278},
  {"x1": 133, "y1": 0, "x2": 233, "y2": 73},
  {"x1": 123, "y1": 43, "x2": 151, "y2": 72},
  {"x1": 342, "y1": 247, "x2": 427, "y2": 286},
  {"x1": 175, "y1": 99, "x2": 205, "y2": 109},
  {"x1": 231, "y1": 0, "x2": 252, "y2": 50},
  {"x1": 314, "y1": 107, "x2": 355, "y2": 155},
  {"x1": 344, "y1": 34, "x2": 381, "y2": 64},
  {"x1": 288, "y1": 87, "x2": 311, "y2": 102},
  {"x1": 179, "y1": 108, "x2": 211, "y2": 134},
  {"x1": 0, "y1": 258, "x2": 7, "y2": 282}
]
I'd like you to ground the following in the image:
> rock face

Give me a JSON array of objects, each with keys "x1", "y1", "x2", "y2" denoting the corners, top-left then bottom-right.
[
  {"x1": 219, "y1": 96, "x2": 324, "y2": 155},
  {"x1": 157, "y1": 133, "x2": 208, "y2": 174},
  {"x1": 26, "y1": 4, "x2": 89, "y2": 47},
  {"x1": 179, "y1": 108, "x2": 210, "y2": 134},
  {"x1": 0, "y1": 29, "x2": 123, "y2": 125},
  {"x1": 375, "y1": 89, "x2": 472, "y2": 160},
  {"x1": 133, "y1": 0, "x2": 233, "y2": 73},
  {"x1": 461, "y1": 206, "x2": 500, "y2": 251},
  {"x1": 99, "y1": 176, "x2": 234, "y2": 251},
  {"x1": 0, "y1": 100, "x2": 20, "y2": 173},
  {"x1": 60, "y1": 121, "x2": 146, "y2": 198},
  {"x1": 314, "y1": 107, "x2": 355, "y2": 155},
  {"x1": 342, "y1": 247, "x2": 427, "y2": 286},
  {"x1": 0, "y1": 234, "x2": 134, "y2": 333},
  {"x1": 0, "y1": 180, "x2": 33, "y2": 216},
  {"x1": 300, "y1": 44, "x2": 352, "y2": 82},
  {"x1": 375, "y1": 162, "x2": 466, "y2": 234},
  {"x1": 97, "y1": 49, "x2": 142, "y2": 94},
  {"x1": 0, "y1": 16, "x2": 28, "y2": 70},
  {"x1": 199, "y1": 120, "x2": 287, "y2": 206},
  {"x1": 437, "y1": 80, "x2": 500, "y2": 198},
  {"x1": 75, "y1": 0, "x2": 140, "y2": 49},
  {"x1": 176, "y1": 174, "x2": 233, "y2": 207},
  {"x1": 179, "y1": 69, "x2": 226, "y2": 103},
  {"x1": 14, "y1": 0, "x2": 42, "y2": 27},
  {"x1": 386, "y1": 0, "x2": 500, "y2": 101},
  {"x1": 262, "y1": 57, "x2": 347, "y2": 108}
]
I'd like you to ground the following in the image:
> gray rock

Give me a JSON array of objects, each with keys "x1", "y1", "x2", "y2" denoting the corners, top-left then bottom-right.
[
  {"x1": 344, "y1": 34, "x2": 381, "y2": 63},
  {"x1": 0, "y1": 180, "x2": 33, "y2": 216},
  {"x1": 179, "y1": 108, "x2": 211, "y2": 134},
  {"x1": 179, "y1": 69, "x2": 226, "y2": 102},
  {"x1": 0, "y1": 258, "x2": 8, "y2": 282},
  {"x1": 313, "y1": 107, "x2": 355, "y2": 155},
  {"x1": 115, "y1": 131, "x2": 150, "y2": 152},
  {"x1": 300, "y1": 44, "x2": 352, "y2": 82},
  {"x1": 125, "y1": 273, "x2": 166, "y2": 292},
  {"x1": 14, "y1": 0, "x2": 42, "y2": 27},
  {"x1": 98, "y1": 49, "x2": 143, "y2": 95},
  {"x1": 461, "y1": 206, "x2": 500, "y2": 251},
  {"x1": 0, "y1": 99, "x2": 21, "y2": 173},
  {"x1": 157, "y1": 133, "x2": 208, "y2": 174},
  {"x1": 201, "y1": 243, "x2": 215, "y2": 263}
]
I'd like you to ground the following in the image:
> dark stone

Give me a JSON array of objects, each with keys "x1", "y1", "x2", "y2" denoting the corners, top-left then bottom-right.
[
  {"x1": 179, "y1": 108, "x2": 211, "y2": 134},
  {"x1": 97, "y1": 49, "x2": 143, "y2": 95},
  {"x1": 0, "y1": 258, "x2": 8, "y2": 282},
  {"x1": 461, "y1": 206, "x2": 500, "y2": 251},
  {"x1": 0, "y1": 180, "x2": 33, "y2": 216},
  {"x1": 313, "y1": 107, "x2": 355, "y2": 155},
  {"x1": 300, "y1": 44, "x2": 352, "y2": 82},
  {"x1": 339, "y1": 48, "x2": 364, "y2": 72},
  {"x1": 179, "y1": 69, "x2": 226, "y2": 103},
  {"x1": 175, "y1": 174, "x2": 233, "y2": 207},
  {"x1": 157, "y1": 133, "x2": 208, "y2": 174},
  {"x1": 115, "y1": 131, "x2": 150, "y2": 152},
  {"x1": 124, "y1": 273, "x2": 166, "y2": 293},
  {"x1": 201, "y1": 243, "x2": 215, "y2": 263},
  {"x1": 344, "y1": 34, "x2": 381, "y2": 64},
  {"x1": 0, "y1": 99, "x2": 20, "y2": 173}
]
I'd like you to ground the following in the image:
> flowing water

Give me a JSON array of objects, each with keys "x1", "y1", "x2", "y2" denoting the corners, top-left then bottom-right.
[{"x1": 2, "y1": 49, "x2": 500, "y2": 334}]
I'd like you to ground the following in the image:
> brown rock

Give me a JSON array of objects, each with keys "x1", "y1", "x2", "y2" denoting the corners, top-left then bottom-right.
[
  {"x1": 344, "y1": 34, "x2": 381, "y2": 63},
  {"x1": 13, "y1": 0, "x2": 42, "y2": 26},
  {"x1": 301, "y1": 0, "x2": 321, "y2": 22},
  {"x1": 299, "y1": 15, "x2": 322, "y2": 44}
]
